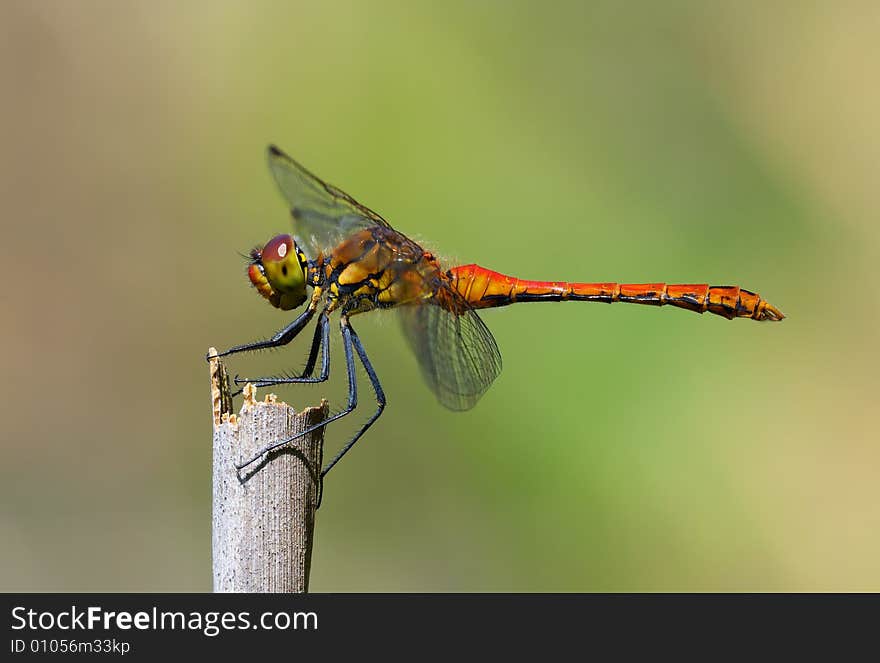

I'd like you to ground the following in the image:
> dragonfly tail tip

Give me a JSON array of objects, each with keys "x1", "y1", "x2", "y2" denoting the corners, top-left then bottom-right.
[{"x1": 760, "y1": 302, "x2": 785, "y2": 321}]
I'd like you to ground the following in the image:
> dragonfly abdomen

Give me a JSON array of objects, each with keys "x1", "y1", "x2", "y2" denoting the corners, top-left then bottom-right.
[{"x1": 447, "y1": 264, "x2": 784, "y2": 321}]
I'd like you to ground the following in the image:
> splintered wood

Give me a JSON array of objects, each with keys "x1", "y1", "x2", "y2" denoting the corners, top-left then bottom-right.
[{"x1": 208, "y1": 348, "x2": 328, "y2": 593}]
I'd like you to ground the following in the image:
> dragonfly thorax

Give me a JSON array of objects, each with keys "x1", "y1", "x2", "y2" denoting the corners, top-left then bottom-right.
[{"x1": 247, "y1": 234, "x2": 310, "y2": 311}]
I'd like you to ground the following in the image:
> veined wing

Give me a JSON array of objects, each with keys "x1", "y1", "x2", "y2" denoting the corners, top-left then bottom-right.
[
  {"x1": 266, "y1": 145, "x2": 392, "y2": 256},
  {"x1": 399, "y1": 292, "x2": 502, "y2": 411}
]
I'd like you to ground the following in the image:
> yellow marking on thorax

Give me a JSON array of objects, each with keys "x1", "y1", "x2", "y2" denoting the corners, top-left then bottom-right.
[
  {"x1": 337, "y1": 261, "x2": 371, "y2": 286},
  {"x1": 351, "y1": 283, "x2": 376, "y2": 299}
]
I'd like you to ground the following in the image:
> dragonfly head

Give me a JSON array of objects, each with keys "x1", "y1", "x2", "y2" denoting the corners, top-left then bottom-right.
[{"x1": 247, "y1": 234, "x2": 309, "y2": 310}]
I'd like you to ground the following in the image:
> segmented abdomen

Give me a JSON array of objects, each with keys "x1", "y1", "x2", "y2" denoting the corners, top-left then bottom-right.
[{"x1": 447, "y1": 264, "x2": 784, "y2": 321}]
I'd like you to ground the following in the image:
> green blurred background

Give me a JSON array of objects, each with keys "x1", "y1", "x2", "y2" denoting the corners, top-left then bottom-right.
[{"x1": 1, "y1": 1, "x2": 877, "y2": 591}]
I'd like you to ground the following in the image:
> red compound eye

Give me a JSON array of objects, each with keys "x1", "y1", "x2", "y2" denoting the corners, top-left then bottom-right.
[{"x1": 262, "y1": 234, "x2": 293, "y2": 263}]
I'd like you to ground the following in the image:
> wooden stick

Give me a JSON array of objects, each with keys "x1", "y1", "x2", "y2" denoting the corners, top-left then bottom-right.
[{"x1": 209, "y1": 348, "x2": 328, "y2": 593}]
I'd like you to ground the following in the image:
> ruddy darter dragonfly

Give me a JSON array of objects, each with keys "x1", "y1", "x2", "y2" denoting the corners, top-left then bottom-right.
[{"x1": 216, "y1": 145, "x2": 784, "y2": 481}]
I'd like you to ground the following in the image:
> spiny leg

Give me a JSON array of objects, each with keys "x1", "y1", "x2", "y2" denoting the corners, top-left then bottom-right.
[
  {"x1": 234, "y1": 311, "x2": 330, "y2": 387},
  {"x1": 320, "y1": 319, "x2": 386, "y2": 479},
  {"x1": 300, "y1": 312, "x2": 326, "y2": 378},
  {"x1": 212, "y1": 302, "x2": 316, "y2": 359},
  {"x1": 234, "y1": 315, "x2": 360, "y2": 473}
]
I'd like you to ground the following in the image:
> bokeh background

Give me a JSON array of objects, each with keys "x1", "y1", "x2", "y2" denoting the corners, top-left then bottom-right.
[{"x1": 1, "y1": 1, "x2": 878, "y2": 591}]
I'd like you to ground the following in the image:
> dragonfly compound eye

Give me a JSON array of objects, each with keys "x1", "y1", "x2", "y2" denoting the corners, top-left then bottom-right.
[{"x1": 247, "y1": 234, "x2": 308, "y2": 310}]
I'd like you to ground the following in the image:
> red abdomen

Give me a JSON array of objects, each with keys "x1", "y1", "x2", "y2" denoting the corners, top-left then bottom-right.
[{"x1": 446, "y1": 264, "x2": 784, "y2": 321}]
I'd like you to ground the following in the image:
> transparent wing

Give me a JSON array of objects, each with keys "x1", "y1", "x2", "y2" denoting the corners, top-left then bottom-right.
[
  {"x1": 266, "y1": 145, "x2": 392, "y2": 256},
  {"x1": 399, "y1": 295, "x2": 502, "y2": 411}
]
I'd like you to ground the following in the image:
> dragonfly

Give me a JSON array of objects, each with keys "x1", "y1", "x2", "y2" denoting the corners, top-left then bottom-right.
[{"x1": 216, "y1": 145, "x2": 784, "y2": 484}]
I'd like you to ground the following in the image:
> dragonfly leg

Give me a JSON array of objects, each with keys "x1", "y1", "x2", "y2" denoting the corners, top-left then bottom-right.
[
  {"x1": 233, "y1": 312, "x2": 330, "y2": 386},
  {"x1": 300, "y1": 312, "x2": 327, "y2": 378},
  {"x1": 234, "y1": 315, "x2": 360, "y2": 474},
  {"x1": 320, "y1": 319, "x2": 386, "y2": 479},
  {"x1": 211, "y1": 302, "x2": 316, "y2": 359}
]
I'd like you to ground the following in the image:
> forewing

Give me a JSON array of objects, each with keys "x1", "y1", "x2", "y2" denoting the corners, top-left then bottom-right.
[
  {"x1": 266, "y1": 145, "x2": 392, "y2": 256},
  {"x1": 399, "y1": 297, "x2": 502, "y2": 411}
]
